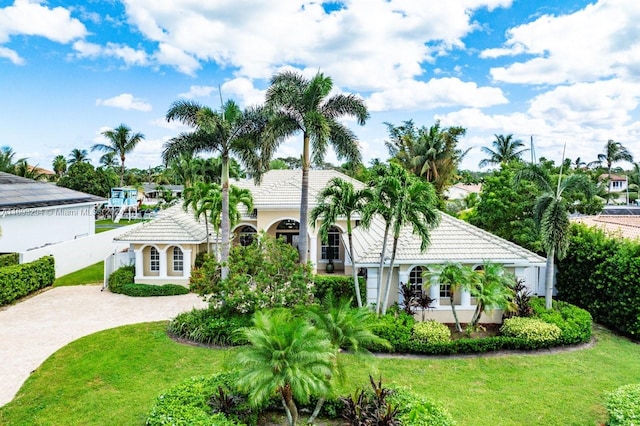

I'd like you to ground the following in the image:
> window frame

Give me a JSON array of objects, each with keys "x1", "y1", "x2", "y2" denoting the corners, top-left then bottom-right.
[
  {"x1": 149, "y1": 247, "x2": 160, "y2": 272},
  {"x1": 172, "y1": 246, "x2": 183, "y2": 272}
]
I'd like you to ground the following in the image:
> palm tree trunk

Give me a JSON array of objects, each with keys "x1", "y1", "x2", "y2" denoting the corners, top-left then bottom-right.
[
  {"x1": 450, "y1": 293, "x2": 462, "y2": 332},
  {"x1": 220, "y1": 156, "x2": 230, "y2": 280},
  {"x1": 381, "y1": 237, "x2": 399, "y2": 315},
  {"x1": 308, "y1": 396, "x2": 325, "y2": 424},
  {"x1": 471, "y1": 302, "x2": 483, "y2": 328},
  {"x1": 375, "y1": 222, "x2": 390, "y2": 315},
  {"x1": 545, "y1": 247, "x2": 555, "y2": 310},
  {"x1": 119, "y1": 160, "x2": 125, "y2": 187},
  {"x1": 204, "y1": 218, "x2": 211, "y2": 255},
  {"x1": 347, "y1": 232, "x2": 363, "y2": 308},
  {"x1": 298, "y1": 134, "x2": 310, "y2": 264},
  {"x1": 281, "y1": 385, "x2": 298, "y2": 426}
]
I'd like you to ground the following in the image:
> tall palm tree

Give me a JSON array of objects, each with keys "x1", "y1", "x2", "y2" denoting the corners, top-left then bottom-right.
[
  {"x1": 98, "y1": 151, "x2": 119, "y2": 169},
  {"x1": 0, "y1": 146, "x2": 24, "y2": 173},
  {"x1": 265, "y1": 70, "x2": 369, "y2": 263},
  {"x1": 479, "y1": 134, "x2": 529, "y2": 168},
  {"x1": 235, "y1": 309, "x2": 335, "y2": 426},
  {"x1": 592, "y1": 139, "x2": 634, "y2": 199},
  {"x1": 67, "y1": 148, "x2": 90, "y2": 165},
  {"x1": 52, "y1": 155, "x2": 67, "y2": 178},
  {"x1": 430, "y1": 262, "x2": 476, "y2": 333},
  {"x1": 164, "y1": 99, "x2": 271, "y2": 280},
  {"x1": 91, "y1": 124, "x2": 145, "y2": 186},
  {"x1": 183, "y1": 182, "x2": 221, "y2": 255},
  {"x1": 310, "y1": 177, "x2": 372, "y2": 308},
  {"x1": 379, "y1": 171, "x2": 440, "y2": 315},
  {"x1": 515, "y1": 162, "x2": 594, "y2": 309},
  {"x1": 469, "y1": 262, "x2": 515, "y2": 328}
]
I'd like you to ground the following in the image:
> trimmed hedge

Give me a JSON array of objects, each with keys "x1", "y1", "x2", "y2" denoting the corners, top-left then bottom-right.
[
  {"x1": 500, "y1": 317, "x2": 561, "y2": 343},
  {"x1": 107, "y1": 265, "x2": 135, "y2": 294},
  {"x1": 312, "y1": 274, "x2": 366, "y2": 307},
  {"x1": 412, "y1": 320, "x2": 451, "y2": 344},
  {"x1": 556, "y1": 224, "x2": 640, "y2": 338},
  {"x1": 530, "y1": 298, "x2": 592, "y2": 345},
  {"x1": 0, "y1": 256, "x2": 55, "y2": 306},
  {"x1": 0, "y1": 252, "x2": 19, "y2": 268},
  {"x1": 606, "y1": 384, "x2": 640, "y2": 426},
  {"x1": 120, "y1": 283, "x2": 189, "y2": 297},
  {"x1": 369, "y1": 310, "x2": 416, "y2": 352}
]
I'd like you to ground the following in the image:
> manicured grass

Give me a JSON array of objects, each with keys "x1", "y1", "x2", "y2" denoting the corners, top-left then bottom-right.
[
  {"x1": 1, "y1": 323, "x2": 638, "y2": 425},
  {"x1": 53, "y1": 261, "x2": 104, "y2": 287},
  {"x1": 95, "y1": 218, "x2": 146, "y2": 233}
]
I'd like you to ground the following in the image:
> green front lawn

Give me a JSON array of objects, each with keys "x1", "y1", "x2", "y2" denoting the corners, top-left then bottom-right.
[
  {"x1": 0, "y1": 323, "x2": 638, "y2": 425},
  {"x1": 53, "y1": 261, "x2": 104, "y2": 287}
]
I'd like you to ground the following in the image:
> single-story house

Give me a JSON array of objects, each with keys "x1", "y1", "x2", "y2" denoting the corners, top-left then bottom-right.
[
  {"x1": 444, "y1": 183, "x2": 482, "y2": 200},
  {"x1": 0, "y1": 172, "x2": 104, "y2": 253},
  {"x1": 113, "y1": 169, "x2": 546, "y2": 322}
]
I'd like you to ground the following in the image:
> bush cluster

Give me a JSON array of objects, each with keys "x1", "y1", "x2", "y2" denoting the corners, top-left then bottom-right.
[
  {"x1": 120, "y1": 283, "x2": 189, "y2": 297},
  {"x1": 530, "y1": 298, "x2": 592, "y2": 345},
  {"x1": 168, "y1": 307, "x2": 252, "y2": 346},
  {"x1": 0, "y1": 252, "x2": 19, "y2": 268},
  {"x1": 312, "y1": 274, "x2": 366, "y2": 307},
  {"x1": 500, "y1": 317, "x2": 561, "y2": 343},
  {"x1": 368, "y1": 310, "x2": 416, "y2": 352},
  {"x1": 0, "y1": 256, "x2": 55, "y2": 306},
  {"x1": 107, "y1": 265, "x2": 135, "y2": 294},
  {"x1": 605, "y1": 383, "x2": 640, "y2": 426},
  {"x1": 412, "y1": 320, "x2": 451, "y2": 344},
  {"x1": 556, "y1": 224, "x2": 640, "y2": 338}
]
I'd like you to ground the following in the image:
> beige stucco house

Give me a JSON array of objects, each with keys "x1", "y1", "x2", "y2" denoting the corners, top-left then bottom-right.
[{"x1": 113, "y1": 169, "x2": 547, "y2": 323}]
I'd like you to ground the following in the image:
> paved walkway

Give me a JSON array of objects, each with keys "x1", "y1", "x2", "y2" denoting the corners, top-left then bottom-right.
[{"x1": 0, "y1": 285, "x2": 207, "y2": 407}]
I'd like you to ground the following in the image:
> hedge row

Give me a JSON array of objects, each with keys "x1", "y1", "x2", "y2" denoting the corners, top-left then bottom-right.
[
  {"x1": 312, "y1": 274, "x2": 366, "y2": 307},
  {"x1": 0, "y1": 252, "x2": 19, "y2": 268},
  {"x1": 556, "y1": 224, "x2": 640, "y2": 338},
  {"x1": 108, "y1": 266, "x2": 189, "y2": 297},
  {"x1": 0, "y1": 256, "x2": 55, "y2": 306},
  {"x1": 107, "y1": 265, "x2": 135, "y2": 294}
]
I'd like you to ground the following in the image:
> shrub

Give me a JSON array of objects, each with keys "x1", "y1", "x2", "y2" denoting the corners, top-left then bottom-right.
[
  {"x1": 368, "y1": 311, "x2": 415, "y2": 352},
  {"x1": 120, "y1": 283, "x2": 189, "y2": 297},
  {"x1": 168, "y1": 307, "x2": 252, "y2": 346},
  {"x1": 108, "y1": 265, "x2": 135, "y2": 294},
  {"x1": 412, "y1": 320, "x2": 451, "y2": 344},
  {"x1": 312, "y1": 274, "x2": 365, "y2": 307},
  {"x1": 606, "y1": 384, "x2": 640, "y2": 426},
  {"x1": 388, "y1": 387, "x2": 456, "y2": 426},
  {"x1": 531, "y1": 298, "x2": 592, "y2": 344},
  {"x1": 500, "y1": 317, "x2": 561, "y2": 343},
  {"x1": 0, "y1": 256, "x2": 55, "y2": 306},
  {"x1": 0, "y1": 252, "x2": 19, "y2": 268}
]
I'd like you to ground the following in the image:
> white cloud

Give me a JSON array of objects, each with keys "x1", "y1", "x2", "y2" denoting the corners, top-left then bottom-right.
[
  {"x1": 149, "y1": 117, "x2": 190, "y2": 131},
  {"x1": 96, "y1": 94, "x2": 152, "y2": 112},
  {"x1": 72, "y1": 41, "x2": 148, "y2": 66},
  {"x1": 178, "y1": 85, "x2": 216, "y2": 99},
  {"x1": 153, "y1": 43, "x2": 200, "y2": 76},
  {"x1": 221, "y1": 78, "x2": 266, "y2": 107},
  {"x1": 0, "y1": 46, "x2": 23, "y2": 65},
  {"x1": 0, "y1": 0, "x2": 86, "y2": 44}
]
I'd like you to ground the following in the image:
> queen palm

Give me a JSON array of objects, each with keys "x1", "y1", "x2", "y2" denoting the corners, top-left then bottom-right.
[
  {"x1": 91, "y1": 124, "x2": 144, "y2": 186},
  {"x1": 163, "y1": 99, "x2": 271, "y2": 280},
  {"x1": 265, "y1": 71, "x2": 369, "y2": 263},
  {"x1": 516, "y1": 162, "x2": 594, "y2": 309},
  {"x1": 310, "y1": 177, "x2": 372, "y2": 307},
  {"x1": 235, "y1": 309, "x2": 334, "y2": 426},
  {"x1": 479, "y1": 134, "x2": 529, "y2": 168},
  {"x1": 67, "y1": 148, "x2": 90, "y2": 165}
]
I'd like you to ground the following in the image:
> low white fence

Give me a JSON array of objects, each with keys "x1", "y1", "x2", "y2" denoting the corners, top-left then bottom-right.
[{"x1": 19, "y1": 225, "x2": 140, "y2": 278}]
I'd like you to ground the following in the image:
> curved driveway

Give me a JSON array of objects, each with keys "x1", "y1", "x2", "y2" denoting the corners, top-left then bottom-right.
[{"x1": 0, "y1": 285, "x2": 207, "y2": 407}]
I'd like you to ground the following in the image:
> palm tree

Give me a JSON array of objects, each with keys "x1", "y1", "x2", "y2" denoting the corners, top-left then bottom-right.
[
  {"x1": 167, "y1": 152, "x2": 204, "y2": 187},
  {"x1": 515, "y1": 162, "x2": 594, "y2": 309},
  {"x1": 183, "y1": 182, "x2": 221, "y2": 255},
  {"x1": 592, "y1": 139, "x2": 634, "y2": 200},
  {"x1": 379, "y1": 170, "x2": 440, "y2": 315},
  {"x1": 479, "y1": 134, "x2": 529, "y2": 168},
  {"x1": 164, "y1": 99, "x2": 271, "y2": 280},
  {"x1": 52, "y1": 155, "x2": 67, "y2": 178},
  {"x1": 310, "y1": 177, "x2": 372, "y2": 307},
  {"x1": 67, "y1": 148, "x2": 90, "y2": 165},
  {"x1": 430, "y1": 262, "x2": 476, "y2": 333},
  {"x1": 13, "y1": 160, "x2": 47, "y2": 181},
  {"x1": 469, "y1": 262, "x2": 515, "y2": 328},
  {"x1": 0, "y1": 146, "x2": 26, "y2": 173},
  {"x1": 91, "y1": 124, "x2": 145, "y2": 186},
  {"x1": 265, "y1": 70, "x2": 369, "y2": 263},
  {"x1": 228, "y1": 185, "x2": 253, "y2": 230},
  {"x1": 235, "y1": 309, "x2": 335, "y2": 426},
  {"x1": 98, "y1": 151, "x2": 119, "y2": 169}
]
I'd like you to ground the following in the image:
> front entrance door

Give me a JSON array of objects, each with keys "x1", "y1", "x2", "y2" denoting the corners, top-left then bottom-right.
[{"x1": 276, "y1": 232, "x2": 300, "y2": 249}]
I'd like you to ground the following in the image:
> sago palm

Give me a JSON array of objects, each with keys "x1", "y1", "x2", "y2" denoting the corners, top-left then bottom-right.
[
  {"x1": 266, "y1": 70, "x2": 369, "y2": 263},
  {"x1": 234, "y1": 309, "x2": 335, "y2": 426},
  {"x1": 310, "y1": 177, "x2": 372, "y2": 307},
  {"x1": 91, "y1": 124, "x2": 145, "y2": 186}
]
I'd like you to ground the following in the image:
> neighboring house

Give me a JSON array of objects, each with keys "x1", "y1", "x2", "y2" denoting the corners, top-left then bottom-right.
[
  {"x1": 0, "y1": 172, "x2": 103, "y2": 253},
  {"x1": 599, "y1": 174, "x2": 629, "y2": 204},
  {"x1": 112, "y1": 170, "x2": 547, "y2": 323},
  {"x1": 142, "y1": 184, "x2": 184, "y2": 204},
  {"x1": 572, "y1": 215, "x2": 640, "y2": 240},
  {"x1": 444, "y1": 183, "x2": 482, "y2": 200}
]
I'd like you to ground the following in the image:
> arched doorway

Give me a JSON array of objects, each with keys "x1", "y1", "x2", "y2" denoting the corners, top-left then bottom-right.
[{"x1": 275, "y1": 219, "x2": 300, "y2": 248}]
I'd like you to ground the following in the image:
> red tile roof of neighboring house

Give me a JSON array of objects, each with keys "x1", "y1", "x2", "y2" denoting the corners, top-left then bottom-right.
[{"x1": 571, "y1": 215, "x2": 640, "y2": 240}]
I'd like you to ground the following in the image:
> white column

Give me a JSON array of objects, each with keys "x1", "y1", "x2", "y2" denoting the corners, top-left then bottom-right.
[
  {"x1": 460, "y1": 288, "x2": 471, "y2": 308},
  {"x1": 159, "y1": 247, "x2": 168, "y2": 278},
  {"x1": 398, "y1": 270, "x2": 409, "y2": 306},
  {"x1": 429, "y1": 282, "x2": 440, "y2": 308},
  {"x1": 182, "y1": 249, "x2": 192, "y2": 278},
  {"x1": 366, "y1": 267, "x2": 379, "y2": 306},
  {"x1": 134, "y1": 249, "x2": 144, "y2": 280},
  {"x1": 309, "y1": 234, "x2": 318, "y2": 273}
]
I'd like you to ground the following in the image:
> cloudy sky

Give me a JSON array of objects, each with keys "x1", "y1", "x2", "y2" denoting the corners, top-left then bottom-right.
[{"x1": 1, "y1": 0, "x2": 639, "y2": 172}]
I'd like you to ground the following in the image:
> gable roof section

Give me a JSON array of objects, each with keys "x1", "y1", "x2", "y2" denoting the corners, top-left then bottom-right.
[
  {"x1": 350, "y1": 213, "x2": 546, "y2": 266},
  {"x1": 0, "y1": 172, "x2": 104, "y2": 211},
  {"x1": 114, "y1": 205, "x2": 207, "y2": 243},
  {"x1": 234, "y1": 169, "x2": 365, "y2": 209}
]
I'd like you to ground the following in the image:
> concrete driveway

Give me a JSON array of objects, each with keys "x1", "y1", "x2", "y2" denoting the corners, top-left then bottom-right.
[{"x1": 0, "y1": 285, "x2": 207, "y2": 407}]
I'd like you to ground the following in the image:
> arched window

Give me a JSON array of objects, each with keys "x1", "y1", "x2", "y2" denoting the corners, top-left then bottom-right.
[
  {"x1": 409, "y1": 266, "x2": 424, "y2": 296},
  {"x1": 238, "y1": 225, "x2": 257, "y2": 247},
  {"x1": 321, "y1": 226, "x2": 341, "y2": 260},
  {"x1": 173, "y1": 247, "x2": 184, "y2": 272},
  {"x1": 149, "y1": 247, "x2": 160, "y2": 272}
]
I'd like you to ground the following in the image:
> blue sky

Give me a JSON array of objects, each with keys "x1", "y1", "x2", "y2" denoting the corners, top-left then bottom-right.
[{"x1": 1, "y1": 0, "x2": 639, "y2": 172}]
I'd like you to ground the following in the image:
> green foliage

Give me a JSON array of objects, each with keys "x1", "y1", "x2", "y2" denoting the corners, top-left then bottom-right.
[
  {"x1": 529, "y1": 298, "x2": 592, "y2": 345},
  {"x1": 0, "y1": 252, "x2": 19, "y2": 268},
  {"x1": 57, "y1": 161, "x2": 116, "y2": 197},
  {"x1": 190, "y1": 233, "x2": 314, "y2": 314},
  {"x1": 119, "y1": 283, "x2": 189, "y2": 297},
  {"x1": 368, "y1": 311, "x2": 416, "y2": 352},
  {"x1": 168, "y1": 307, "x2": 252, "y2": 346},
  {"x1": 312, "y1": 274, "x2": 366, "y2": 307},
  {"x1": 556, "y1": 224, "x2": 640, "y2": 338},
  {"x1": 500, "y1": 317, "x2": 561, "y2": 343},
  {"x1": 388, "y1": 386, "x2": 456, "y2": 426},
  {"x1": 146, "y1": 373, "x2": 254, "y2": 426},
  {"x1": 107, "y1": 265, "x2": 135, "y2": 294},
  {"x1": 606, "y1": 384, "x2": 640, "y2": 426},
  {"x1": 0, "y1": 256, "x2": 55, "y2": 306},
  {"x1": 412, "y1": 320, "x2": 451, "y2": 344}
]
